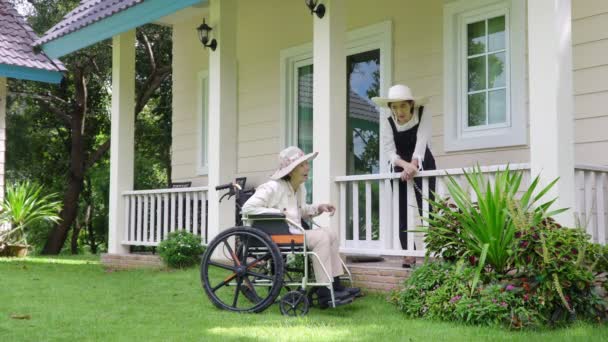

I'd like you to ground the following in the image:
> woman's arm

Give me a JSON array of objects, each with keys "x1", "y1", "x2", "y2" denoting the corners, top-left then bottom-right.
[
  {"x1": 412, "y1": 109, "x2": 432, "y2": 170},
  {"x1": 381, "y1": 118, "x2": 402, "y2": 168},
  {"x1": 241, "y1": 182, "x2": 282, "y2": 216}
]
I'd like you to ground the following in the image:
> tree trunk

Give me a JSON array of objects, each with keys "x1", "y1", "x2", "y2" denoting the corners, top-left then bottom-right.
[
  {"x1": 42, "y1": 89, "x2": 86, "y2": 254},
  {"x1": 71, "y1": 218, "x2": 81, "y2": 254}
]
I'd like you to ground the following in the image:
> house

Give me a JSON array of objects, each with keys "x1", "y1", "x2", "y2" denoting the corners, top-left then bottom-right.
[
  {"x1": 35, "y1": 0, "x2": 607, "y2": 279},
  {"x1": 0, "y1": 0, "x2": 64, "y2": 205}
]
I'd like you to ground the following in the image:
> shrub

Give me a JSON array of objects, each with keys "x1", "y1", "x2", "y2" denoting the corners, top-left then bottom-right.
[{"x1": 158, "y1": 231, "x2": 205, "y2": 268}]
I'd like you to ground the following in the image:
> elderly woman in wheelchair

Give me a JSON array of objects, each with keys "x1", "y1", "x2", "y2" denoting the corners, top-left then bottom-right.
[{"x1": 200, "y1": 146, "x2": 360, "y2": 316}]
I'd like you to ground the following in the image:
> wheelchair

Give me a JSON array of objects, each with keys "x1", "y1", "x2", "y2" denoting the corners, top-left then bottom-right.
[{"x1": 199, "y1": 179, "x2": 355, "y2": 316}]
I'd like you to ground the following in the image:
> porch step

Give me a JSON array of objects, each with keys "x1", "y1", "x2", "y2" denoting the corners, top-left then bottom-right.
[
  {"x1": 101, "y1": 253, "x2": 163, "y2": 270},
  {"x1": 345, "y1": 257, "x2": 421, "y2": 292}
]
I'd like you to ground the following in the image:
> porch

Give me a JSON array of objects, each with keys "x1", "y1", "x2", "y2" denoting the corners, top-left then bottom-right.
[{"x1": 117, "y1": 163, "x2": 608, "y2": 259}]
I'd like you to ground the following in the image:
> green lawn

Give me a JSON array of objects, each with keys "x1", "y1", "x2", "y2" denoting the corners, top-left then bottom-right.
[{"x1": 1, "y1": 256, "x2": 607, "y2": 342}]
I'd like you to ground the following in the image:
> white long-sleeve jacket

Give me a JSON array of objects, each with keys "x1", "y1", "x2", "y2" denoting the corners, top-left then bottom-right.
[{"x1": 241, "y1": 179, "x2": 319, "y2": 234}]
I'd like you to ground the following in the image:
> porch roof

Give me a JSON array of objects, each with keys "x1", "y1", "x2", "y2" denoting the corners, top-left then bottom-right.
[
  {"x1": 36, "y1": 0, "x2": 205, "y2": 58},
  {"x1": 0, "y1": 0, "x2": 65, "y2": 83}
]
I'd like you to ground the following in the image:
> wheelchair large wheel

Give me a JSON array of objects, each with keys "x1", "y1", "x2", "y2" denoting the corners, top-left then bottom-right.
[{"x1": 200, "y1": 227, "x2": 284, "y2": 313}]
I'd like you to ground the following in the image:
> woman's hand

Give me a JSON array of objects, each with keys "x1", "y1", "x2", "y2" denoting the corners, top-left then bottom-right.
[
  {"x1": 400, "y1": 162, "x2": 418, "y2": 182},
  {"x1": 317, "y1": 204, "x2": 336, "y2": 216}
]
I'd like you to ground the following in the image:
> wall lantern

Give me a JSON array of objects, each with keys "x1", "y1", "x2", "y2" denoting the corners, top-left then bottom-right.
[
  {"x1": 305, "y1": 0, "x2": 325, "y2": 19},
  {"x1": 196, "y1": 18, "x2": 217, "y2": 51}
]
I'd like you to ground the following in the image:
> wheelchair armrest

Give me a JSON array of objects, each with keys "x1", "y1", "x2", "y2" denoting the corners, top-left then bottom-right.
[{"x1": 246, "y1": 213, "x2": 286, "y2": 220}]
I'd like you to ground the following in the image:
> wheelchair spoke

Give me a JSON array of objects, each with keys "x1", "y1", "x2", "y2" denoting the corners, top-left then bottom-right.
[
  {"x1": 246, "y1": 270, "x2": 273, "y2": 281},
  {"x1": 232, "y1": 277, "x2": 243, "y2": 307},
  {"x1": 211, "y1": 278, "x2": 232, "y2": 293},
  {"x1": 207, "y1": 261, "x2": 236, "y2": 272},
  {"x1": 245, "y1": 253, "x2": 270, "y2": 268},
  {"x1": 222, "y1": 238, "x2": 241, "y2": 266}
]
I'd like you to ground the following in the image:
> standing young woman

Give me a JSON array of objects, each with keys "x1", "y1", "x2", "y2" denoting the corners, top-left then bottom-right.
[{"x1": 372, "y1": 84, "x2": 436, "y2": 267}]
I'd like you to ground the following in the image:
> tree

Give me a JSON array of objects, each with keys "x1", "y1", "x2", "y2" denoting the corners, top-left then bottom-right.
[{"x1": 7, "y1": 0, "x2": 173, "y2": 254}]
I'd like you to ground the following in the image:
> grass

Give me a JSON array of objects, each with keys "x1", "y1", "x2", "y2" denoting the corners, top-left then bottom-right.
[{"x1": 1, "y1": 256, "x2": 607, "y2": 342}]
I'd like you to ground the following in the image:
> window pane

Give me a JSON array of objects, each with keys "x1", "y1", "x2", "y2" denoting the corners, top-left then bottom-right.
[
  {"x1": 488, "y1": 16, "x2": 505, "y2": 52},
  {"x1": 488, "y1": 89, "x2": 506, "y2": 124},
  {"x1": 468, "y1": 56, "x2": 486, "y2": 91},
  {"x1": 488, "y1": 52, "x2": 506, "y2": 88},
  {"x1": 467, "y1": 20, "x2": 486, "y2": 55},
  {"x1": 468, "y1": 92, "x2": 486, "y2": 127},
  {"x1": 297, "y1": 64, "x2": 314, "y2": 202}
]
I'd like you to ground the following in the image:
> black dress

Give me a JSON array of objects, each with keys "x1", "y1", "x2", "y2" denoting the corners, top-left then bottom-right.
[{"x1": 388, "y1": 107, "x2": 436, "y2": 249}]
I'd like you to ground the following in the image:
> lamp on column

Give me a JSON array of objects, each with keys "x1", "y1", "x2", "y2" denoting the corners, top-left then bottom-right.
[
  {"x1": 196, "y1": 18, "x2": 217, "y2": 51},
  {"x1": 305, "y1": 0, "x2": 325, "y2": 19}
]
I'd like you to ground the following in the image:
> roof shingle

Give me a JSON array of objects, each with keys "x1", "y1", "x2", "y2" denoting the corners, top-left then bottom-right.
[
  {"x1": 35, "y1": 0, "x2": 143, "y2": 46},
  {"x1": 0, "y1": 0, "x2": 65, "y2": 73}
]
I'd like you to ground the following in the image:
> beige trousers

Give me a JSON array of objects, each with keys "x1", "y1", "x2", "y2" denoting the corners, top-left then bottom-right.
[{"x1": 305, "y1": 227, "x2": 344, "y2": 284}]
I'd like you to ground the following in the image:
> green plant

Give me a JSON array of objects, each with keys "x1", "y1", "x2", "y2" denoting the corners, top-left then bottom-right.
[
  {"x1": 158, "y1": 231, "x2": 205, "y2": 268},
  {"x1": 0, "y1": 182, "x2": 61, "y2": 248},
  {"x1": 423, "y1": 166, "x2": 566, "y2": 274}
]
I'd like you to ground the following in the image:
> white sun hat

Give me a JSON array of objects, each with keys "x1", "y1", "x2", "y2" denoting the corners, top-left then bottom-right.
[
  {"x1": 270, "y1": 146, "x2": 318, "y2": 180},
  {"x1": 371, "y1": 84, "x2": 428, "y2": 108}
]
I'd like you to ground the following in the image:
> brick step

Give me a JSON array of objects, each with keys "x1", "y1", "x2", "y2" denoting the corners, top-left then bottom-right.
[
  {"x1": 345, "y1": 256, "x2": 423, "y2": 292},
  {"x1": 101, "y1": 253, "x2": 163, "y2": 270}
]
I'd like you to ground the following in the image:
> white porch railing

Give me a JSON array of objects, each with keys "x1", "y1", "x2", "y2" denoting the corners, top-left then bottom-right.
[
  {"x1": 122, "y1": 187, "x2": 208, "y2": 246},
  {"x1": 575, "y1": 164, "x2": 608, "y2": 245},
  {"x1": 335, "y1": 164, "x2": 532, "y2": 257}
]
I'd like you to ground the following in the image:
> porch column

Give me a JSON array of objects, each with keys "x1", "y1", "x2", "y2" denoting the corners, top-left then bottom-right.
[
  {"x1": 108, "y1": 31, "x2": 135, "y2": 254},
  {"x1": 528, "y1": 0, "x2": 575, "y2": 226},
  {"x1": 312, "y1": 0, "x2": 346, "y2": 229},
  {"x1": 0, "y1": 77, "x2": 5, "y2": 203},
  {"x1": 207, "y1": 0, "x2": 237, "y2": 240}
]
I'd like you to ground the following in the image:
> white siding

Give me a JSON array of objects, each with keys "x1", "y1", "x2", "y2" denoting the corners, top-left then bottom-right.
[{"x1": 573, "y1": 0, "x2": 608, "y2": 166}]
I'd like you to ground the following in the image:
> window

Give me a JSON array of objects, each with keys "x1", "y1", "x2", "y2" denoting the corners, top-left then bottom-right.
[
  {"x1": 444, "y1": 0, "x2": 526, "y2": 151},
  {"x1": 197, "y1": 70, "x2": 209, "y2": 175}
]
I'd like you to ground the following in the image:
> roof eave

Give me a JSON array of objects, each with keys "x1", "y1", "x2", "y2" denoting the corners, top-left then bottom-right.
[
  {"x1": 40, "y1": 0, "x2": 205, "y2": 59},
  {"x1": 0, "y1": 63, "x2": 64, "y2": 84}
]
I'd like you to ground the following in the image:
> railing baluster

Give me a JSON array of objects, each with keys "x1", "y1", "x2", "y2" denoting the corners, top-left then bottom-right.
[
  {"x1": 125, "y1": 195, "x2": 131, "y2": 243},
  {"x1": 164, "y1": 193, "x2": 169, "y2": 238},
  {"x1": 150, "y1": 195, "x2": 156, "y2": 243},
  {"x1": 178, "y1": 192, "x2": 184, "y2": 231},
  {"x1": 143, "y1": 195, "x2": 149, "y2": 243},
  {"x1": 193, "y1": 192, "x2": 199, "y2": 236},
  {"x1": 392, "y1": 178, "x2": 400, "y2": 251},
  {"x1": 339, "y1": 182, "x2": 346, "y2": 248},
  {"x1": 170, "y1": 192, "x2": 176, "y2": 232},
  {"x1": 155, "y1": 194, "x2": 161, "y2": 243},
  {"x1": 575, "y1": 170, "x2": 586, "y2": 227},
  {"x1": 597, "y1": 173, "x2": 607, "y2": 245},
  {"x1": 186, "y1": 192, "x2": 191, "y2": 233},
  {"x1": 380, "y1": 179, "x2": 391, "y2": 249},
  {"x1": 130, "y1": 195, "x2": 135, "y2": 243},
  {"x1": 365, "y1": 181, "x2": 372, "y2": 242},
  {"x1": 421, "y1": 177, "x2": 430, "y2": 251},
  {"x1": 352, "y1": 182, "x2": 359, "y2": 245},
  {"x1": 406, "y1": 180, "x2": 416, "y2": 252},
  {"x1": 584, "y1": 172, "x2": 597, "y2": 241},
  {"x1": 136, "y1": 195, "x2": 143, "y2": 243},
  {"x1": 200, "y1": 192, "x2": 207, "y2": 243}
]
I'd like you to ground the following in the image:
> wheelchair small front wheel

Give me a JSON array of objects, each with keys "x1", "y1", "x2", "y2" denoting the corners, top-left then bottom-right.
[
  {"x1": 200, "y1": 227, "x2": 284, "y2": 313},
  {"x1": 279, "y1": 290, "x2": 310, "y2": 317}
]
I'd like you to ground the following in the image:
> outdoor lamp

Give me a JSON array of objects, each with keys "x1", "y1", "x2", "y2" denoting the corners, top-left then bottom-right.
[
  {"x1": 196, "y1": 18, "x2": 217, "y2": 51},
  {"x1": 305, "y1": 0, "x2": 325, "y2": 18}
]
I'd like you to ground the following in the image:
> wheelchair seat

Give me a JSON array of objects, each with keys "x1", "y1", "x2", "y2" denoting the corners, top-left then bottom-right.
[{"x1": 246, "y1": 213, "x2": 304, "y2": 246}]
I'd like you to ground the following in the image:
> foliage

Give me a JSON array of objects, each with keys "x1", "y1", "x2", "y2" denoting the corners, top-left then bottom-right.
[
  {"x1": 158, "y1": 231, "x2": 205, "y2": 269},
  {"x1": 423, "y1": 165, "x2": 566, "y2": 273},
  {"x1": 0, "y1": 182, "x2": 61, "y2": 248},
  {"x1": 394, "y1": 167, "x2": 607, "y2": 328}
]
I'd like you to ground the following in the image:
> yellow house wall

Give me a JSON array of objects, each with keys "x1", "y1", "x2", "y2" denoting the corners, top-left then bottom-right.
[{"x1": 169, "y1": 0, "x2": 608, "y2": 187}]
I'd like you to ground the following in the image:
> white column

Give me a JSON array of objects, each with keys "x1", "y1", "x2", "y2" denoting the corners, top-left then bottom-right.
[
  {"x1": 108, "y1": 31, "x2": 135, "y2": 254},
  {"x1": 207, "y1": 0, "x2": 238, "y2": 240},
  {"x1": 312, "y1": 0, "x2": 346, "y2": 230},
  {"x1": 528, "y1": 0, "x2": 575, "y2": 226},
  {"x1": 0, "y1": 77, "x2": 6, "y2": 203}
]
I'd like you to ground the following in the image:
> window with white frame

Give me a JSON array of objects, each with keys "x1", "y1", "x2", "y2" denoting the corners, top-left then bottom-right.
[
  {"x1": 444, "y1": 0, "x2": 526, "y2": 151},
  {"x1": 197, "y1": 70, "x2": 209, "y2": 175}
]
